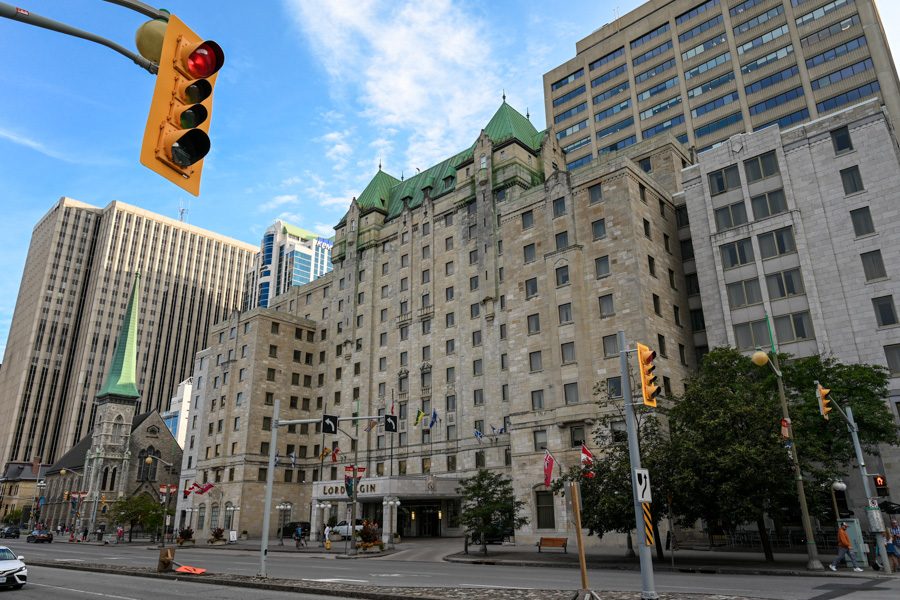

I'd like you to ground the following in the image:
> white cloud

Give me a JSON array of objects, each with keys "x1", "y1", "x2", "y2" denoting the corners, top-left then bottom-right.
[
  {"x1": 259, "y1": 194, "x2": 299, "y2": 211},
  {"x1": 0, "y1": 126, "x2": 109, "y2": 165},
  {"x1": 319, "y1": 130, "x2": 353, "y2": 169},
  {"x1": 313, "y1": 222, "x2": 336, "y2": 236},
  {"x1": 280, "y1": 176, "x2": 302, "y2": 187}
]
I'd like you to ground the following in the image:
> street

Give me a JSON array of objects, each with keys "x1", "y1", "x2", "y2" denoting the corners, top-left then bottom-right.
[{"x1": 3, "y1": 538, "x2": 899, "y2": 599}]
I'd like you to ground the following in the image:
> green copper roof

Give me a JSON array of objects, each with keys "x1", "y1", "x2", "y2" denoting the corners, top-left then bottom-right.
[
  {"x1": 97, "y1": 273, "x2": 141, "y2": 400},
  {"x1": 483, "y1": 101, "x2": 542, "y2": 151},
  {"x1": 357, "y1": 169, "x2": 401, "y2": 214},
  {"x1": 281, "y1": 223, "x2": 320, "y2": 240}
]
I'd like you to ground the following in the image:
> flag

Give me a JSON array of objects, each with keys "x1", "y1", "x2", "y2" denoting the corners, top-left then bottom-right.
[
  {"x1": 474, "y1": 429, "x2": 484, "y2": 444},
  {"x1": 196, "y1": 483, "x2": 214, "y2": 495},
  {"x1": 490, "y1": 424, "x2": 497, "y2": 435},
  {"x1": 364, "y1": 419, "x2": 379, "y2": 432},
  {"x1": 543, "y1": 450, "x2": 556, "y2": 487},
  {"x1": 319, "y1": 447, "x2": 330, "y2": 461},
  {"x1": 414, "y1": 408, "x2": 426, "y2": 426},
  {"x1": 581, "y1": 444, "x2": 596, "y2": 479},
  {"x1": 390, "y1": 397, "x2": 395, "y2": 415},
  {"x1": 288, "y1": 452, "x2": 296, "y2": 468},
  {"x1": 274, "y1": 452, "x2": 280, "y2": 467},
  {"x1": 429, "y1": 408, "x2": 439, "y2": 429},
  {"x1": 498, "y1": 425, "x2": 506, "y2": 434},
  {"x1": 331, "y1": 446, "x2": 341, "y2": 463}
]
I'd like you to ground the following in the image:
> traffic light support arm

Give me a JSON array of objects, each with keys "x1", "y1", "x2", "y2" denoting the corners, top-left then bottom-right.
[
  {"x1": 0, "y1": 2, "x2": 159, "y2": 74},
  {"x1": 101, "y1": 0, "x2": 168, "y2": 20}
]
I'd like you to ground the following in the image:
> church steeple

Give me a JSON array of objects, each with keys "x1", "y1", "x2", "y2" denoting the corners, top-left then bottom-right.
[{"x1": 96, "y1": 273, "x2": 141, "y2": 401}]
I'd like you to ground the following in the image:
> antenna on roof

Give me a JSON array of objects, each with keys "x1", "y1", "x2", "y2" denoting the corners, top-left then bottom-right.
[
  {"x1": 178, "y1": 200, "x2": 188, "y2": 222},
  {"x1": 401, "y1": 171, "x2": 404, "y2": 181},
  {"x1": 416, "y1": 167, "x2": 420, "y2": 173},
  {"x1": 502, "y1": 89, "x2": 506, "y2": 103},
  {"x1": 378, "y1": 158, "x2": 382, "y2": 171},
  {"x1": 526, "y1": 107, "x2": 530, "y2": 120}
]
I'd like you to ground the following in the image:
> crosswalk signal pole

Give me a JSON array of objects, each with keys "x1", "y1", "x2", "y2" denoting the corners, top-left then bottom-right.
[{"x1": 618, "y1": 330, "x2": 658, "y2": 600}]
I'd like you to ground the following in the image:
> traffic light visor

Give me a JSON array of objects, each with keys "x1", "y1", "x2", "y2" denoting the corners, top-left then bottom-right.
[
  {"x1": 639, "y1": 345, "x2": 656, "y2": 366},
  {"x1": 169, "y1": 129, "x2": 210, "y2": 167}
]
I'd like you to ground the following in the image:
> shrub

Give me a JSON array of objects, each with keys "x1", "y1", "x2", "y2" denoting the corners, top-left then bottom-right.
[
  {"x1": 179, "y1": 527, "x2": 194, "y2": 541},
  {"x1": 210, "y1": 527, "x2": 225, "y2": 541},
  {"x1": 359, "y1": 520, "x2": 379, "y2": 544}
]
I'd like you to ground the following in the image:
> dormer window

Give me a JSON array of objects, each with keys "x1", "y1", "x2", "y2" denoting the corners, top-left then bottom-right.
[
  {"x1": 480, "y1": 155, "x2": 487, "y2": 169},
  {"x1": 443, "y1": 175, "x2": 454, "y2": 188}
]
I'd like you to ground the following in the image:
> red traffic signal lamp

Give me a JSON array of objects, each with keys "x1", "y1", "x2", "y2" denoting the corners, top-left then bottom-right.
[
  {"x1": 141, "y1": 15, "x2": 224, "y2": 196},
  {"x1": 874, "y1": 474, "x2": 889, "y2": 497},
  {"x1": 636, "y1": 342, "x2": 660, "y2": 407},
  {"x1": 816, "y1": 383, "x2": 832, "y2": 420}
]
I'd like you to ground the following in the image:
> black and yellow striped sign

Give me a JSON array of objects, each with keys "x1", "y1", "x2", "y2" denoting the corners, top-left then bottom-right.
[{"x1": 642, "y1": 502, "x2": 653, "y2": 546}]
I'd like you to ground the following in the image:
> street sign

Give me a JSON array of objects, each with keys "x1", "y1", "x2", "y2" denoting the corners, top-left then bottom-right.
[
  {"x1": 869, "y1": 498, "x2": 880, "y2": 509},
  {"x1": 384, "y1": 414, "x2": 398, "y2": 432},
  {"x1": 322, "y1": 414, "x2": 338, "y2": 434},
  {"x1": 634, "y1": 468, "x2": 652, "y2": 503}
]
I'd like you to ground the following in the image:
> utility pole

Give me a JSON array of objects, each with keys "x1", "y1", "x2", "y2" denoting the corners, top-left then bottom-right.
[{"x1": 618, "y1": 330, "x2": 657, "y2": 600}]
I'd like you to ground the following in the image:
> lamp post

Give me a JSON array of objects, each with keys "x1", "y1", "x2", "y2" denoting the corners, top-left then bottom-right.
[
  {"x1": 59, "y1": 468, "x2": 83, "y2": 536},
  {"x1": 224, "y1": 505, "x2": 240, "y2": 536},
  {"x1": 382, "y1": 497, "x2": 400, "y2": 549},
  {"x1": 315, "y1": 501, "x2": 332, "y2": 545},
  {"x1": 145, "y1": 455, "x2": 175, "y2": 547},
  {"x1": 752, "y1": 343, "x2": 824, "y2": 571},
  {"x1": 183, "y1": 507, "x2": 197, "y2": 531},
  {"x1": 831, "y1": 481, "x2": 847, "y2": 521},
  {"x1": 275, "y1": 503, "x2": 291, "y2": 546},
  {"x1": 28, "y1": 480, "x2": 46, "y2": 531}
]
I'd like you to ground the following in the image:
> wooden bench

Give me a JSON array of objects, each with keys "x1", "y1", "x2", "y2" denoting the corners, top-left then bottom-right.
[{"x1": 536, "y1": 537, "x2": 568, "y2": 553}]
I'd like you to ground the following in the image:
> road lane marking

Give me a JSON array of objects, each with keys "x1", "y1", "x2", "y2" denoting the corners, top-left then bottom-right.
[
  {"x1": 30, "y1": 582, "x2": 141, "y2": 600},
  {"x1": 305, "y1": 578, "x2": 369, "y2": 583}
]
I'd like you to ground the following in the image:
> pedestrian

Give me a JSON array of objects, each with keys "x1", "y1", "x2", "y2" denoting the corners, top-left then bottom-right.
[
  {"x1": 324, "y1": 524, "x2": 332, "y2": 549},
  {"x1": 56, "y1": 524, "x2": 62, "y2": 536},
  {"x1": 829, "y1": 522, "x2": 864, "y2": 572},
  {"x1": 116, "y1": 525, "x2": 124, "y2": 544},
  {"x1": 293, "y1": 524, "x2": 306, "y2": 548},
  {"x1": 887, "y1": 519, "x2": 900, "y2": 570},
  {"x1": 82, "y1": 527, "x2": 88, "y2": 542}
]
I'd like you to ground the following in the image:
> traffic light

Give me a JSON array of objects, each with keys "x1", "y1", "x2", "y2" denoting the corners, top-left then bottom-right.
[
  {"x1": 63, "y1": 491, "x2": 69, "y2": 501},
  {"x1": 816, "y1": 383, "x2": 832, "y2": 420},
  {"x1": 100, "y1": 494, "x2": 107, "y2": 504},
  {"x1": 140, "y1": 14, "x2": 224, "y2": 196},
  {"x1": 384, "y1": 414, "x2": 398, "y2": 433},
  {"x1": 874, "y1": 474, "x2": 889, "y2": 497},
  {"x1": 636, "y1": 342, "x2": 660, "y2": 407}
]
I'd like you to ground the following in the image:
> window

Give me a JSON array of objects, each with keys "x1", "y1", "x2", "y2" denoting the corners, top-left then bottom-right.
[
  {"x1": 758, "y1": 227, "x2": 796, "y2": 259},
  {"x1": 653, "y1": 294, "x2": 661, "y2": 315},
  {"x1": 472, "y1": 330, "x2": 482, "y2": 346},
  {"x1": 862, "y1": 250, "x2": 887, "y2": 281},
  {"x1": 473, "y1": 359, "x2": 483, "y2": 376},
  {"x1": 561, "y1": 341, "x2": 576, "y2": 363},
  {"x1": 595, "y1": 256, "x2": 610, "y2": 278},
  {"x1": 446, "y1": 312, "x2": 455, "y2": 327},
  {"x1": 553, "y1": 197, "x2": 567, "y2": 217},
  {"x1": 850, "y1": 207, "x2": 875, "y2": 237},
  {"x1": 886, "y1": 344, "x2": 900, "y2": 374},
  {"x1": 708, "y1": 164, "x2": 740, "y2": 195},
  {"x1": 445, "y1": 236, "x2": 454, "y2": 251},
  {"x1": 564, "y1": 382, "x2": 579, "y2": 405},
  {"x1": 521, "y1": 211, "x2": 534, "y2": 229},
  {"x1": 727, "y1": 278, "x2": 763, "y2": 308},
  {"x1": 873, "y1": 296, "x2": 898, "y2": 327},
  {"x1": 533, "y1": 430, "x2": 548, "y2": 451},
  {"x1": 536, "y1": 491, "x2": 555, "y2": 528},
  {"x1": 607, "y1": 376, "x2": 623, "y2": 398},
  {"x1": 774, "y1": 311, "x2": 814, "y2": 343},
  {"x1": 751, "y1": 189, "x2": 787, "y2": 219},
  {"x1": 715, "y1": 201, "x2": 748, "y2": 230},
  {"x1": 720, "y1": 238, "x2": 754, "y2": 268},
  {"x1": 686, "y1": 273, "x2": 700, "y2": 295},
  {"x1": 657, "y1": 334, "x2": 667, "y2": 357},
  {"x1": 446, "y1": 339, "x2": 455, "y2": 354},
  {"x1": 570, "y1": 426, "x2": 585, "y2": 448},
  {"x1": 734, "y1": 318, "x2": 772, "y2": 349},
  {"x1": 523, "y1": 243, "x2": 536, "y2": 263},
  {"x1": 525, "y1": 277, "x2": 538, "y2": 298},
  {"x1": 527, "y1": 313, "x2": 541, "y2": 334},
  {"x1": 831, "y1": 126, "x2": 853, "y2": 153},
  {"x1": 422, "y1": 269, "x2": 430, "y2": 284},
  {"x1": 602, "y1": 334, "x2": 618, "y2": 357},
  {"x1": 558, "y1": 303, "x2": 573, "y2": 324},
  {"x1": 469, "y1": 249, "x2": 479, "y2": 264},
  {"x1": 766, "y1": 269, "x2": 805, "y2": 299},
  {"x1": 589, "y1": 183, "x2": 603, "y2": 204},
  {"x1": 841, "y1": 166, "x2": 864, "y2": 195},
  {"x1": 591, "y1": 218, "x2": 607, "y2": 240},
  {"x1": 469, "y1": 275, "x2": 479, "y2": 291},
  {"x1": 556, "y1": 265, "x2": 570, "y2": 286},
  {"x1": 643, "y1": 219, "x2": 651, "y2": 238},
  {"x1": 555, "y1": 231, "x2": 569, "y2": 250},
  {"x1": 691, "y1": 308, "x2": 706, "y2": 332},
  {"x1": 744, "y1": 151, "x2": 779, "y2": 183},
  {"x1": 531, "y1": 389, "x2": 544, "y2": 410},
  {"x1": 473, "y1": 389, "x2": 484, "y2": 406},
  {"x1": 648, "y1": 255, "x2": 657, "y2": 277},
  {"x1": 599, "y1": 294, "x2": 614, "y2": 317},
  {"x1": 529, "y1": 351, "x2": 543, "y2": 372}
]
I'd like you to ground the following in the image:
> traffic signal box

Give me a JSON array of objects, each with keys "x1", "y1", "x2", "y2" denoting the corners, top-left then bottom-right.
[
  {"x1": 874, "y1": 475, "x2": 889, "y2": 497},
  {"x1": 636, "y1": 342, "x2": 660, "y2": 407},
  {"x1": 816, "y1": 384, "x2": 832, "y2": 420},
  {"x1": 141, "y1": 15, "x2": 224, "y2": 196}
]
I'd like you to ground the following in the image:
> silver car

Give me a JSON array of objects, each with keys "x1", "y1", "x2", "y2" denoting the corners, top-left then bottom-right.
[{"x1": 0, "y1": 546, "x2": 26, "y2": 589}]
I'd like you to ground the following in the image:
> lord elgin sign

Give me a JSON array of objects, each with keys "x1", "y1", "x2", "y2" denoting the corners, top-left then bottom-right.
[{"x1": 321, "y1": 482, "x2": 378, "y2": 497}]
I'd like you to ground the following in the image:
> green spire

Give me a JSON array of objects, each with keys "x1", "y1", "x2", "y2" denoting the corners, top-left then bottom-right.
[
  {"x1": 482, "y1": 102, "x2": 542, "y2": 151},
  {"x1": 97, "y1": 273, "x2": 141, "y2": 400}
]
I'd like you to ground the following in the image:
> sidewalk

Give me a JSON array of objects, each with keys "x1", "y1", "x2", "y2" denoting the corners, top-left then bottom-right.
[{"x1": 444, "y1": 541, "x2": 895, "y2": 578}]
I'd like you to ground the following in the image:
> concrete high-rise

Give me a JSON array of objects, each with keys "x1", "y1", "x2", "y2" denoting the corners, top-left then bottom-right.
[
  {"x1": 543, "y1": 0, "x2": 900, "y2": 164},
  {"x1": 244, "y1": 220, "x2": 333, "y2": 310},
  {"x1": 0, "y1": 198, "x2": 257, "y2": 468}
]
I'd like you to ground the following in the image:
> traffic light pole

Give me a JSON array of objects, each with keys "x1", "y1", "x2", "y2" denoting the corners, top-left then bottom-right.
[
  {"x1": 618, "y1": 330, "x2": 657, "y2": 600},
  {"x1": 0, "y1": 2, "x2": 161, "y2": 73},
  {"x1": 816, "y1": 384, "x2": 891, "y2": 573}
]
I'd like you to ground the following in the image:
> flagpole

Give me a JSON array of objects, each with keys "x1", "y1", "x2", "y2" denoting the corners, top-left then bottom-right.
[{"x1": 570, "y1": 481, "x2": 600, "y2": 599}]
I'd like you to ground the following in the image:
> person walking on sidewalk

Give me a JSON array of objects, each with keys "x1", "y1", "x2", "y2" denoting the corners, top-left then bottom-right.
[
  {"x1": 829, "y1": 522, "x2": 863, "y2": 572},
  {"x1": 887, "y1": 519, "x2": 900, "y2": 571}
]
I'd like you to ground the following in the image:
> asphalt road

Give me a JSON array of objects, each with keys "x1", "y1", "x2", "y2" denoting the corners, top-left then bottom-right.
[
  {"x1": 4, "y1": 538, "x2": 899, "y2": 599},
  {"x1": 12, "y1": 565, "x2": 355, "y2": 600}
]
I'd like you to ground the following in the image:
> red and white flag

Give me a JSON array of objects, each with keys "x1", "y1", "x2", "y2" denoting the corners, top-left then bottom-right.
[
  {"x1": 331, "y1": 446, "x2": 341, "y2": 463},
  {"x1": 543, "y1": 450, "x2": 556, "y2": 487},
  {"x1": 195, "y1": 483, "x2": 214, "y2": 495},
  {"x1": 581, "y1": 444, "x2": 596, "y2": 479}
]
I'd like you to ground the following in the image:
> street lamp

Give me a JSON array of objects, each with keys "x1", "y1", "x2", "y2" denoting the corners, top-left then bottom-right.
[
  {"x1": 275, "y1": 503, "x2": 291, "y2": 546},
  {"x1": 145, "y1": 456, "x2": 175, "y2": 547},
  {"x1": 831, "y1": 481, "x2": 847, "y2": 521},
  {"x1": 28, "y1": 480, "x2": 46, "y2": 531},
  {"x1": 382, "y1": 497, "x2": 400, "y2": 549},
  {"x1": 59, "y1": 468, "x2": 84, "y2": 536},
  {"x1": 315, "y1": 501, "x2": 331, "y2": 545},
  {"x1": 752, "y1": 346, "x2": 824, "y2": 571},
  {"x1": 224, "y1": 505, "x2": 240, "y2": 535}
]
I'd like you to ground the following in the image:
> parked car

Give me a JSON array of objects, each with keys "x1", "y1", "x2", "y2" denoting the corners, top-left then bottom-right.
[
  {"x1": 332, "y1": 520, "x2": 363, "y2": 539},
  {"x1": 0, "y1": 546, "x2": 26, "y2": 589},
  {"x1": 279, "y1": 521, "x2": 311, "y2": 538},
  {"x1": 470, "y1": 525, "x2": 513, "y2": 545},
  {"x1": 25, "y1": 530, "x2": 52, "y2": 544},
  {"x1": 0, "y1": 527, "x2": 19, "y2": 539}
]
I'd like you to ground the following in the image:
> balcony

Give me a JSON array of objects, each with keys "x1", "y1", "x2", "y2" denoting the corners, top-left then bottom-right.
[
  {"x1": 397, "y1": 312, "x2": 412, "y2": 326},
  {"x1": 418, "y1": 305, "x2": 434, "y2": 320}
]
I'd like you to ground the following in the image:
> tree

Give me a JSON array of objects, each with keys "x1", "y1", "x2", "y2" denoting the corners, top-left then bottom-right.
[
  {"x1": 108, "y1": 493, "x2": 166, "y2": 542},
  {"x1": 4, "y1": 508, "x2": 23, "y2": 527},
  {"x1": 457, "y1": 469, "x2": 528, "y2": 555}
]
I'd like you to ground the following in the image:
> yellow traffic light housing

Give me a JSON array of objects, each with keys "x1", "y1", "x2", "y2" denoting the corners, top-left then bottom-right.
[
  {"x1": 63, "y1": 491, "x2": 69, "y2": 501},
  {"x1": 636, "y1": 342, "x2": 660, "y2": 407},
  {"x1": 140, "y1": 14, "x2": 224, "y2": 196},
  {"x1": 816, "y1": 384, "x2": 832, "y2": 420}
]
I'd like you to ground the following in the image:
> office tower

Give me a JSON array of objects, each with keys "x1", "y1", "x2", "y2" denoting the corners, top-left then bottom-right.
[
  {"x1": 543, "y1": 0, "x2": 900, "y2": 164},
  {"x1": 245, "y1": 220, "x2": 334, "y2": 310},
  {"x1": 0, "y1": 198, "x2": 257, "y2": 468}
]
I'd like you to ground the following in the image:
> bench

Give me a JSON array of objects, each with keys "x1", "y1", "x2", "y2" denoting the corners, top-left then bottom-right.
[{"x1": 536, "y1": 537, "x2": 568, "y2": 553}]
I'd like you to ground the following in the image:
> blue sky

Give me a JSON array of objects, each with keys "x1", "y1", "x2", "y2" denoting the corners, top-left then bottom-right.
[{"x1": 0, "y1": 0, "x2": 898, "y2": 358}]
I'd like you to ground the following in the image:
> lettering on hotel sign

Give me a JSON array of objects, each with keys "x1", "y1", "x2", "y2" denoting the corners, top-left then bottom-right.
[{"x1": 322, "y1": 482, "x2": 378, "y2": 497}]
